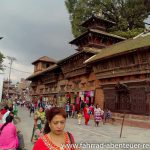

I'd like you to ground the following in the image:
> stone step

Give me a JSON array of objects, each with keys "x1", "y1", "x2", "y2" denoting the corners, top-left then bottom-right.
[
  {"x1": 112, "y1": 112, "x2": 150, "y2": 120},
  {"x1": 110, "y1": 116, "x2": 150, "y2": 129},
  {"x1": 87, "y1": 113, "x2": 150, "y2": 129}
]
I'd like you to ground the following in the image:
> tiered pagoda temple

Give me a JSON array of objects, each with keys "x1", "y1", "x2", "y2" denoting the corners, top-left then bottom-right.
[
  {"x1": 27, "y1": 15, "x2": 125, "y2": 108},
  {"x1": 58, "y1": 15, "x2": 125, "y2": 107}
]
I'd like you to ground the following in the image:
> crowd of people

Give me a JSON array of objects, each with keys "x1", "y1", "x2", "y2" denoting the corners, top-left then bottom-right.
[
  {"x1": 64, "y1": 100, "x2": 112, "y2": 127},
  {"x1": 28, "y1": 99, "x2": 112, "y2": 149},
  {"x1": 0, "y1": 98, "x2": 112, "y2": 150}
]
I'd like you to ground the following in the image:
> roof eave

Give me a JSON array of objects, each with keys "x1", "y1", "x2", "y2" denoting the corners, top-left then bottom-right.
[
  {"x1": 26, "y1": 65, "x2": 58, "y2": 80},
  {"x1": 85, "y1": 45, "x2": 150, "y2": 64}
]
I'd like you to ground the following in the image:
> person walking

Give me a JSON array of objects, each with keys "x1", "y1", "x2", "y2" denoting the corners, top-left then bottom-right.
[
  {"x1": 71, "y1": 103, "x2": 76, "y2": 118},
  {"x1": 33, "y1": 107, "x2": 79, "y2": 150},
  {"x1": 31, "y1": 106, "x2": 45, "y2": 143},
  {"x1": 77, "y1": 111, "x2": 82, "y2": 125},
  {"x1": 104, "y1": 108, "x2": 112, "y2": 124},
  {"x1": 65, "y1": 102, "x2": 70, "y2": 118},
  {"x1": 83, "y1": 104, "x2": 90, "y2": 125},
  {"x1": 0, "y1": 106, "x2": 8, "y2": 115},
  {"x1": 30, "y1": 102, "x2": 35, "y2": 117},
  {"x1": 0, "y1": 115, "x2": 19, "y2": 149},
  {"x1": 13, "y1": 101, "x2": 18, "y2": 117},
  {"x1": 2, "y1": 107, "x2": 13, "y2": 123},
  {"x1": 94, "y1": 104, "x2": 102, "y2": 127}
]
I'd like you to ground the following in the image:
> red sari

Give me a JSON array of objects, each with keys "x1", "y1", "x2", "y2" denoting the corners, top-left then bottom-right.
[
  {"x1": 33, "y1": 132, "x2": 75, "y2": 150},
  {"x1": 83, "y1": 107, "x2": 90, "y2": 125}
]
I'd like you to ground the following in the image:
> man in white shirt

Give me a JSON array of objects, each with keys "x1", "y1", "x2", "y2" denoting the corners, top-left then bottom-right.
[{"x1": 2, "y1": 107, "x2": 13, "y2": 123}]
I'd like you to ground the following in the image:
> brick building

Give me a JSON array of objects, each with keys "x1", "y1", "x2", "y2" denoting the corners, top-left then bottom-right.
[
  {"x1": 86, "y1": 31, "x2": 150, "y2": 116},
  {"x1": 27, "y1": 15, "x2": 125, "y2": 108}
]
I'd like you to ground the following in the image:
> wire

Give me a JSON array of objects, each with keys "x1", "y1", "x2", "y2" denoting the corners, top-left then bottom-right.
[{"x1": 3, "y1": 65, "x2": 32, "y2": 74}]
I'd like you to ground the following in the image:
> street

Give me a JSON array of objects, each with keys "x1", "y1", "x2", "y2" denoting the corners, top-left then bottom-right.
[{"x1": 16, "y1": 106, "x2": 150, "y2": 150}]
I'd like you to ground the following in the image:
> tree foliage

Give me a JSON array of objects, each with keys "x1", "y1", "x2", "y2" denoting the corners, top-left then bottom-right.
[
  {"x1": 0, "y1": 52, "x2": 4, "y2": 71},
  {"x1": 65, "y1": 0, "x2": 150, "y2": 38}
]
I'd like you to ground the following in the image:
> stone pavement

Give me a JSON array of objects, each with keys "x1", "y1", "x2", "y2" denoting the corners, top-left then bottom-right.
[{"x1": 15, "y1": 107, "x2": 150, "y2": 150}]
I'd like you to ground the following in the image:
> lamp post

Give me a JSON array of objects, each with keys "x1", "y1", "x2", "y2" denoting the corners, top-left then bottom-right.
[{"x1": 7, "y1": 56, "x2": 16, "y2": 98}]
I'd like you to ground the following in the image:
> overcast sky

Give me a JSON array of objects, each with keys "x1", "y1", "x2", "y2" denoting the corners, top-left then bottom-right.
[
  {"x1": 0, "y1": 0, "x2": 76, "y2": 83},
  {"x1": 0, "y1": 0, "x2": 150, "y2": 83}
]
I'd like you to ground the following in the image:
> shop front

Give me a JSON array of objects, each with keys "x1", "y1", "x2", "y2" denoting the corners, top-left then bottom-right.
[{"x1": 74, "y1": 90, "x2": 95, "y2": 111}]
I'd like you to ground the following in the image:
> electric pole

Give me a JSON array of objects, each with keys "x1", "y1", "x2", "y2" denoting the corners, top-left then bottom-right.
[{"x1": 7, "y1": 56, "x2": 16, "y2": 98}]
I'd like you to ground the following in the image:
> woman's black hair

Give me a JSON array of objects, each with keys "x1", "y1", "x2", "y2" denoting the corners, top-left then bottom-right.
[
  {"x1": 39, "y1": 106, "x2": 45, "y2": 111},
  {"x1": 44, "y1": 107, "x2": 66, "y2": 134},
  {"x1": 8, "y1": 107, "x2": 13, "y2": 111},
  {"x1": 0, "y1": 115, "x2": 14, "y2": 135}
]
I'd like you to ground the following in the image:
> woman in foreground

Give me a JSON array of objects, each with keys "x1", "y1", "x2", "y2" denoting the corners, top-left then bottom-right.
[
  {"x1": 0, "y1": 115, "x2": 18, "y2": 149},
  {"x1": 33, "y1": 107, "x2": 79, "y2": 150}
]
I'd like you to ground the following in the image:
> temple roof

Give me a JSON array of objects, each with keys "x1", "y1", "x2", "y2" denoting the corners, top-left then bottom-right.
[
  {"x1": 81, "y1": 15, "x2": 116, "y2": 28},
  {"x1": 69, "y1": 29, "x2": 126, "y2": 45},
  {"x1": 58, "y1": 51, "x2": 93, "y2": 65},
  {"x1": 81, "y1": 47, "x2": 101, "y2": 54},
  {"x1": 26, "y1": 64, "x2": 58, "y2": 80},
  {"x1": 85, "y1": 33, "x2": 150, "y2": 64},
  {"x1": 58, "y1": 52, "x2": 81, "y2": 64},
  {"x1": 32, "y1": 56, "x2": 57, "y2": 64}
]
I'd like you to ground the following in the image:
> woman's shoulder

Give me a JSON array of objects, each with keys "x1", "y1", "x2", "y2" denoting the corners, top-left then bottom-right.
[
  {"x1": 5, "y1": 122, "x2": 16, "y2": 127},
  {"x1": 33, "y1": 136, "x2": 48, "y2": 150},
  {"x1": 65, "y1": 131, "x2": 75, "y2": 144},
  {"x1": 65, "y1": 131, "x2": 74, "y2": 137}
]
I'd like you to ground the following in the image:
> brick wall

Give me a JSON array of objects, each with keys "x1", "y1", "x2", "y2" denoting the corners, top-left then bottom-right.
[{"x1": 95, "y1": 87, "x2": 104, "y2": 109}]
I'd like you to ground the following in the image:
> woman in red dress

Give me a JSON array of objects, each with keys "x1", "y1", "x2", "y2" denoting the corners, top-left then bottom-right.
[
  {"x1": 33, "y1": 107, "x2": 79, "y2": 150},
  {"x1": 83, "y1": 104, "x2": 90, "y2": 125}
]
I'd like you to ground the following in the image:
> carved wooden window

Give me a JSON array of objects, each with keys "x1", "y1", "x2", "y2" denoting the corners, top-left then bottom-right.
[
  {"x1": 108, "y1": 39, "x2": 113, "y2": 45},
  {"x1": 95, "y1": 64, "x2": 100, "y2": 71},
  {"x1": 40, "y1": 89, "x2": 43, "y2": 94},
  {"x1": 102, "y1": 61, "x2": 108, "y2": 70},
  {"x1": 140, "y1": 53, "x2": 148, "y2": 63},
  {"x1": 46, "y1": 63, "x2": 50, "y2": 68},
  {"x1": 93, "y1": 36, "x2": 97, "y2": 43},
  {"x1": 38, "y1": 80, "x2": 41, "y2": 84},
  {"x1": 127, "y1": 54, "x2": 135, "y2": 65},
  {"x1": 60, "y1": 85, "x2": 65, "y2": 91},
  {"x1": 114, "y1": 59, "x2": 121, "y2": 68},
  {"x1": 101, "y1": 37, "x2": 107, "y2": 44},
  {"x1": 95, "y1": 36, "x2": 100, "y2": 44},
  {"x1": 49, "y1": 84, "x2": 53, "y2": 89},
  {"x1": 45, "y1": 88, "x2": 48, "y2": 92},
  {"x1": 74, "y1": 82, "x2": 79, "y2": 89},
  {"x1": 42, "y1": 63, "x2": 46, "y2": 69}
]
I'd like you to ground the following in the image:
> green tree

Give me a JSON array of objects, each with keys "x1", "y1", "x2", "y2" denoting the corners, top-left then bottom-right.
[
  {"x1": 0, "y1": 52, "x2": 4, "y2": 71},
  {"x1": 65, "y1": 0, "x2": 150, "y2": 38}
]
